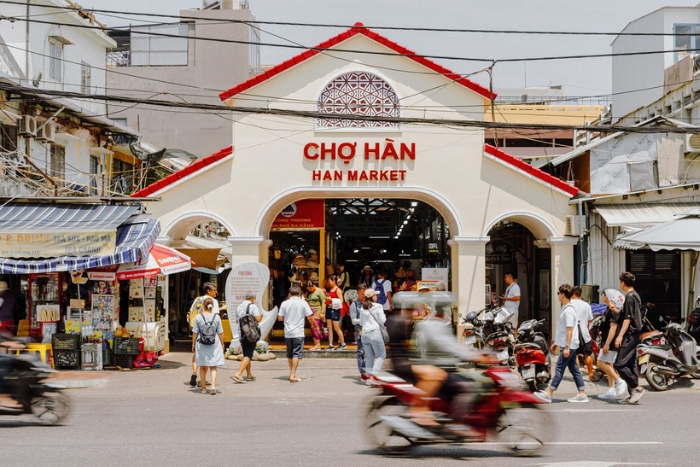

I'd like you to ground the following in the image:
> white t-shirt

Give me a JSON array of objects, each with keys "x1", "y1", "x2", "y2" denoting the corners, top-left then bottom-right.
[
  {"x1": 503, "y1": 282, "x2": 520, "y2": 314},
  {"x1": 278, "y1": 296, "x2": 312, "y2": 338},
  {"x1": 571, "y1": 298, "x2": 593, "y2": 343},
  {"x1": 554, "y1": 304, "x2": 580, "y2": 350},
  {"x1": 236, "y1": 301, "x2": 260, "y2": 321},
  {"x1": 372, "y1": 278, "x2": 392, "y2": 311}
]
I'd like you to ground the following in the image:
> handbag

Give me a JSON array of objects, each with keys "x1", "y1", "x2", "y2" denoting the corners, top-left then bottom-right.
[{"x1": 367, "y1": 306, "x2": 390, "y2": 344}]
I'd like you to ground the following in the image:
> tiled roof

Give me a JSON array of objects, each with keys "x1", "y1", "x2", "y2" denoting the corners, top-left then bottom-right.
[
  {"x1": 219, "y1": 22, "x2": 494, "y2": 101},
  {"x1": 131, "y1": 145, "x2": 233, "y2": 198},
  {"x1": 484, "y1": 144, "x2": 581, "y2": 197}
]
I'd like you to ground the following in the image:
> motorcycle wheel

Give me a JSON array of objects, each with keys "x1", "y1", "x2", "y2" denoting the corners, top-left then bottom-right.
[
  {"x1": 645, "y1": 364, "x2": 669, "y2": 391},
  {"x1": 496, "y1": 403, "x2": 552, "y2": 456},
  {"x1": 365, "y1": 396, "x2": 413, "y2": 455},
  {"x1": 30, "y1": 391, "x2": 71, "y2": 426}
]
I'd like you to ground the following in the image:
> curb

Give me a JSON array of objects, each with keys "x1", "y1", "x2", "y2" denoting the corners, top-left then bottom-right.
[{"x1": 50, "y1": 378, "x2": 108, "y2": 389}]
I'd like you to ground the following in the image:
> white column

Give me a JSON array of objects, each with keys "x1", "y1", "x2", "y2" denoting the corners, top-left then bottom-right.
[
  {"x1": 228, "y1": 236, "x2": 267, "y2": 266},
  {"x1": 547, "y1": 236, "x2": 578, "y2": 337},
  {"x1": 448, "y1": 236, "x2": 489, "y2": 339}
]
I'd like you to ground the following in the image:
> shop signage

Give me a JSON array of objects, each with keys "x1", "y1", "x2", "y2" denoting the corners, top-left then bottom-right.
[
  {"x1": 225, "y1": 262, "x2": 276, "y2": 344},
  {"x1": 303, "y1": 139, "x2": 415, "y2": 182},
  {"x1": 271, "y1": 199, "x2": 325, "y2": 231},
  {"x1": 422, "y1": 268, "x2": 449, "y2": 290},
  {"x1": 336, "y1": 214, "x2": 397, "y2": 236},
  {"x1": 0, "y1": 231, "x2": 117, "y2": 258},
  {"x1": 485, "y1": 242, "x2": 512, "y2": 264}
]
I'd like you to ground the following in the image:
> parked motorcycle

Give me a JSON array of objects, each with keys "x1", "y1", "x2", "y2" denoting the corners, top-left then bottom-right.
[
  {"x1": 365, "y1": 363, "x2": 552, "y2": 456},
  {"x1": 462, "y1": 311, "x2": 484, "y2": 350},
  {"x1": 639, "y1": 302, "x2": 666, "y2": 347},
  {"x1": 513, "y1": 319, "x2": 551, "y2": 391},
  {"x1": 0, "y1": 353, "x2": 71, "y2": 425},
  {"x1": 637, "y1": 317, "x2": 700, "y2": 391}
]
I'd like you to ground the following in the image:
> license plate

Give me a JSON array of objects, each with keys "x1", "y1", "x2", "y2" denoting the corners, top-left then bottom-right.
[
  {"x1": 465, "y1": 336, "x2": 476, "y2": 345},
  {"x1": 522, "y1": 365, "x2": 536, "y2": 380},
  {"x1": 638, "y1": 354, "x2": 649, "y2": 365},
  {"x1": 496, "y1": 349, "x2": 509, "y2": 362}
]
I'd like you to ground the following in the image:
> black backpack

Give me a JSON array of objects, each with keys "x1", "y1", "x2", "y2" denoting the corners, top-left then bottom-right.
[
  {"x1": 240, "y1": 303, "x2": 261, "y2": 345},
  {"x1": 198, "y1": 314, "x2": 218, "y2": 345}
]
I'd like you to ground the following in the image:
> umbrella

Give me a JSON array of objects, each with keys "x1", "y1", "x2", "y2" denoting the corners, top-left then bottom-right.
[{"x1": 88, "y1": 244, "x2": 193, "y2": 281}]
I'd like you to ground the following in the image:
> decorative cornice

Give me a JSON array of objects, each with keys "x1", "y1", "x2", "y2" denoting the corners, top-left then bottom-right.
[
  {"x1": 448, "y1": 236, "x2": 490, "y2": 247},
  {"x1": 547, "y1": 236, "x2": 579, "y2": 245},
  {"x1": 228, "y1": 236, "x2": 267, "y2": 247}
]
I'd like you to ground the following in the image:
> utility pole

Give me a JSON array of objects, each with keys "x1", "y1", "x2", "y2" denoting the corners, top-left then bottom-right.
[{"x1": 488, "y1": 61, "x2": 498, "y2": 148}]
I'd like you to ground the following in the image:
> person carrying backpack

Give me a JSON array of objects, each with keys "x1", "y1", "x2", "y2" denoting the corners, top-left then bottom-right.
[
  {"x1": 191, "y1": 297, "x2": 225, "y2": 395},
  {"x1": 372, "y1": 269, "x2": 393, "y2": 314},
  {"x1": 232, "y1": 293, "x2": 262, "y2": 383}
]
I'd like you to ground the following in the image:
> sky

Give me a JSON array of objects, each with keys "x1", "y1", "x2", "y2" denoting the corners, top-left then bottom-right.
[{"x1": 77, "y1": 0, "x2": 700, "y2": 96}]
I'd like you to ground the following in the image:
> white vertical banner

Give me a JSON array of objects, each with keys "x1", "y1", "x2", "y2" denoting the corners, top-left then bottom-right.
[{"x1": 225, "y1": 262, "x2": 277, "y2": 348}]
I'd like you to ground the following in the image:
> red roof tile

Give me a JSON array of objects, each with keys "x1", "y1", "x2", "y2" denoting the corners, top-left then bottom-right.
[
  {"x1": 131, "y1": 145, "x2": 233, "y2": 198},
  {"x1": 219, "y1": 23, "x2": 494, "y2": 101},
  {"x1": 484, "y1": 144, "x2": 581, "y2": 197}
]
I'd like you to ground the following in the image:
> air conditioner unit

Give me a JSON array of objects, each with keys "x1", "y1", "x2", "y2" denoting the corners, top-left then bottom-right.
[
  {"x1": 685, "y1": 133, "x2": 700, "y2": 153},
  {"x1": 36, "y1": 124, "x2": 56, "y2": 143},
  {"x1": 19, "y1": 115, "x2": 37, "y2": 136},
  {"x1": 565, "y1": 215, "x2": 584, "y2": 236}
]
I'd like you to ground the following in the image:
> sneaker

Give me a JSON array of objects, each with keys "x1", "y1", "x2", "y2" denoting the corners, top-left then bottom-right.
[
  {"x1": 628, "y1": 387, "x2": 646, "y2": 404},
  {"x1": 614, "y1": 378, "x2": 628, "y2": 400},
  {"x1": 567, "y1": 394, "x2": 589, "y2": 403},
  {"x1": 533, "y1": 391, "x2": 552, "y2": 403},
  {"x1": 360, "y1": 373, "x2": 370, "y2": 381},
  {"x1": 189, "y1": 374, "x2": 197, "y2": 387},
  {"x1": 598, "y1": 388, "x2": 616, "y2": 400},
  {"x1": 338, "y1": 343, "x2": 347, "y2": 350},
  {"x1": 326, "y1": 345, "x2": 335, "y2": 350}
]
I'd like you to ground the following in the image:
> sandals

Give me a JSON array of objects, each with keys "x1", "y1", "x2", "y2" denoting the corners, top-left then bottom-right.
[
  {"x1": 245, "y1": 376, "x2": 256, "y2": 382},
  {"x1": 210, "y1": 388, "x2": 217, "y2": 395},
  {"x1": 289, "y1": 377, "x2": 301, "y2": 383},
  {"x1": 231, "y1": 375, "x2": 246, "y2": 384}
]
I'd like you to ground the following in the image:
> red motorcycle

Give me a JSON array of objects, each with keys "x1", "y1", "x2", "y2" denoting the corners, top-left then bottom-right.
[
  {"x1": 513, "y1": 319, "x2": 551, "y2": 391},
  {"x1": 365, "y1": 362, "x2": 552, "y2": 457}
]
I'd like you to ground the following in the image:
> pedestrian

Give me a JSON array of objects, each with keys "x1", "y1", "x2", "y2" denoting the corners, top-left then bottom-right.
[
  {"x1": 571, "y1": 286, "x2": 594, "y2": 379},
  {"x1": 360, "y1": 289, "x2": 387, "y2": 383},
  {"x1": 305, "y1": 281, "x2": 327, "y2": 351},
  {"x1": 534, "y1": 284, "x2": 588, "y2": 403},
  {"x1": 325, "y1": 275, "x2": 347, "y2": 350},
  {"x1": 191, "y1": 297, "x2": 225, "y2": 395},
  {"x1": 358, "y1": 265, "x2": 375, "y2": 288},
  {"x1": 500, "y1": 272, "x2": 520, "y2": 326},
  {"x1": 614, "y1": 272, "x2": 645, "y2": 404},
  {"x1": 277, "y1": 285, "x2": 316, "y2": 382},
  {"x1": 349, "y1": 284, "x2": 368, "y2": 380},
  {"x1": 231, "y1": 293, "x2": 262, "y2": 384},
  {"x1": 187, "y1": 282, "x2": 218, "y2": 387},
  {"x1": 372, "y1": 269, "x2": 393, "y2": 314},
  {"x1": 597, "y1": 289, "x2": 626, "y2": 401},
  {"x1": 404, "y1": 269, "x2": 417, "y2": 291},
  {"x1": 0, "y1": 282, "x2": 16, "y2": 334},
  {"x1": 336, "y1": 262, "x2": 355, "y2": 343}
]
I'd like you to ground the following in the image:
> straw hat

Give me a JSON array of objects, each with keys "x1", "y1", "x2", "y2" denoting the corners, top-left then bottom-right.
[{"x1": 361, "y1": 265, "x2": 373, "y2": 272}]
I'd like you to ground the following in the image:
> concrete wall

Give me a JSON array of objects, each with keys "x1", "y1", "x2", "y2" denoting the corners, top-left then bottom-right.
[{"x1": 106, "y1": 9, "x2": 255, "y2": 157}]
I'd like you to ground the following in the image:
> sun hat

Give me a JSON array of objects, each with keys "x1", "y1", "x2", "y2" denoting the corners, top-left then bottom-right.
[
  {"x1": 361, "y1": 265, "x2": 373, "y2": 272},
  {"x1": 603, "y1": 288, "x2": 625, "y2": 311},
  {"x1": 418, "y1": 284, "x2": 431, "y2": 291},
  {"x1": 364, "y1": 289, "x2": 377, "y2": 299}
]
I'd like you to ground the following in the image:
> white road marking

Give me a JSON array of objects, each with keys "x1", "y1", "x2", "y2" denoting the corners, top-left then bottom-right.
[
  {"x1": 555, "y1": 409, "x2": 642, "y2": 413},
  {"x1": 528, "y1": 462, "x2": 666, "y2": 467},
  {"x1": 478, "y1": 441, "x2": 662, "y2": 446}
]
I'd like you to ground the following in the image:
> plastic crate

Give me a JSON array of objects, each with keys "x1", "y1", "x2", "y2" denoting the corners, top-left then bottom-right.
[
  {"x1": 54, "y1": 349, "x2": 80, "y2": 369},
  {"x1": 113, "y1": 354, "x2": 135, "y2": 369},
  {"x1": 52, "y1": 333, "x2": 81, "y2": 350},
  {"x1": 114, "y1": 338, "x2": 140, "y2": 355}
]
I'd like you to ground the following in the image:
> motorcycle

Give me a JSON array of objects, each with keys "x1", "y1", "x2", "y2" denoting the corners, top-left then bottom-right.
[
  {"x1": 639, "y1": 302, "x2": 665, "y2": 347},
  {"x1": 462, "y1": 312, "x2": 484, "y2": 350},
  {"x1": 637, "y1": 317, "x2": 700, "y2": 391},
  {"x1": 586, "y1": 314, "x2": 606, "y2": 382},
  {"x1": 513, "y1": 319, "x2": 551, "y2": 391},
  {"x1": 365, "y1": 363, "x2": 552, "y2": 456},
  {"x1": 0, "y1": 353, "x2": 71, "y2": 425}
]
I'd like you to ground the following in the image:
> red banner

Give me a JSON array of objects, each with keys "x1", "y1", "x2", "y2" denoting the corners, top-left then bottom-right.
[{"x1": 271, "y1": 199, "x2": 325, "y2": 231}]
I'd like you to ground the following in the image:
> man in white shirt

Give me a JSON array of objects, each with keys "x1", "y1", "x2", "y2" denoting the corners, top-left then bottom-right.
[
  {"x1": 187, "y1": 282, "x2": 219, "y2": 387},
  {"x1": 571, "y1": 286, "x2": 594, "y2": 380},
  {"x1": 231, "y1": 293, "x2": 262, "y2": 384},
  {"x1": 500, "y1": 273, "x2": 520, "y2": 325},
  {"x1": 372, "y1": 269, "x2": 393, "y2": 313},
  {"x1": 277, "y1": 286, "x2": 315, "y2": 383}
]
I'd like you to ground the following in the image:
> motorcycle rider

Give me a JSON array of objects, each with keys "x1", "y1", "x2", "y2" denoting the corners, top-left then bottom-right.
[{"x1": 0, "y1": 331, "x2": 24, "y2": 410}]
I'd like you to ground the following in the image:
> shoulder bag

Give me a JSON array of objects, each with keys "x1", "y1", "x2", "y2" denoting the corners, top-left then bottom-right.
[{"x1": 367, "y1": 306, "x2": 390, "y2": 344}]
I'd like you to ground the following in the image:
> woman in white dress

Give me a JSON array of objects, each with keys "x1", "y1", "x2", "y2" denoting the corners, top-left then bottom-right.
[{"x1": 191, "y1": 298, "x2": 226, "y2": 395}]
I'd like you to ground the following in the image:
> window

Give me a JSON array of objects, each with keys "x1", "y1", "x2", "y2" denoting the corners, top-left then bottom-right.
[
  {"x1": 49, "y1": 41, "x2": 62, "y2": 81},
  {"x1": 111, "y1": 158, "x2": 134, "y2": 195},
  {"x1": 674, "y1": 24, "x2": 700, "y2": 62},
  {"x1": 317, "y1": 72, "x2": 400, "y2": 129},
  {"x1": 80, "y1": 61, "x2": 92, "y2": 94},
  {"x1": 130, "y1": 24, "x2": 188, "y2": 66},
  {"x1": 111, "y1": 118, "x2": 128, "y2": 126},
  {"x1": 0, "y1": 124, "x2": 17, "y2": 152},
  {"x1": 89, "y1": 155, "x2": 100, "y2": 194},
  {"x1": 50, "y1": 145, "x2": 65, "y2": 182}
]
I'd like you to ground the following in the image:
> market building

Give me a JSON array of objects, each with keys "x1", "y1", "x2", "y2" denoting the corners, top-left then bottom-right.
[{"x1": 133, "y1": 23, "x2": 581, "y2": 340}]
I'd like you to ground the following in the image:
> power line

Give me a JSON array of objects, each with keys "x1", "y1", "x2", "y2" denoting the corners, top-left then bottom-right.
[
  {"x1": 0, "y1": 0, "x2": 697, "y2": 37},
  {"x1": 1, "y1": 81, "x2": 697, "y2": 135}
]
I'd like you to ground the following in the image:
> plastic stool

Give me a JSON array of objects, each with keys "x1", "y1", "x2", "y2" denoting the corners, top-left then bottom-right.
[{"x1": 25, "y1": 343, "x2": 53, "y2": 368}]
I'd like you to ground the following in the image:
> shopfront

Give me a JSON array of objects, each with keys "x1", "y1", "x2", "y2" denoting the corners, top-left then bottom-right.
[{"x1": 133, "y1": 24, "x2": 580, "y2": 336}]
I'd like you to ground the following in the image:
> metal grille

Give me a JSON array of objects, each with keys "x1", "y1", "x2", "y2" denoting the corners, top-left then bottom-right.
[
  {"x1": 627, "y1": 250, "x2": 681, "y2": 320},
  {"x1": 317, "y1": 72, "x2": 399, "y2": 129}
]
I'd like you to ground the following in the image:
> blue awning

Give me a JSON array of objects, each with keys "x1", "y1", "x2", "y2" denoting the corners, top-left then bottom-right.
[
  {"x1": 0, "y1": 218, "x2": 161, "y2": 274},
  {"x1": 0, "y1": 203, "x2": 140, "y2": 232}
]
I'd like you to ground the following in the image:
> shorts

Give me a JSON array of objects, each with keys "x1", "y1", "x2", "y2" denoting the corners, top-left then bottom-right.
[
  {"x1": 241, "y1": 341, "x2": 256, "y2": 359},
  {"x1": 597, "y1": 349, "x2": 618, "y2": 363},
  {"x1": 286, "y1": 337, "x2": 304, "y2": 359},
  {"x1": 577, "y1": 340, "x2": 593, "y2": 356},
  {"x1": 326, "y1": 308, "x2": 341, "y2": 322}
]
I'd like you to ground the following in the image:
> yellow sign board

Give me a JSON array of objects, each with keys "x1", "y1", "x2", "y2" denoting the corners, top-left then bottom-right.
[{"x1": 0, "y1": 231, "x2": 117, "y2": 258}]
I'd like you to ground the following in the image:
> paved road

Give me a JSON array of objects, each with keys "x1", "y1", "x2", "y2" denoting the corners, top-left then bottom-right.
[{"x1": 2, "y1": 353, "x2": 700, "y2": 467}]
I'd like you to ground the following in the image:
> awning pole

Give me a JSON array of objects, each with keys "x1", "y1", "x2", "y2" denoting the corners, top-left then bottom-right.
[{"x1": 688, "y1": 251, "x2": 699, "y2": 318}]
